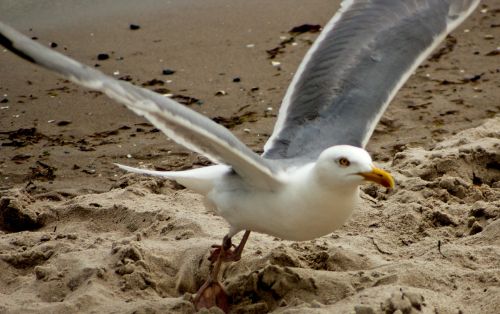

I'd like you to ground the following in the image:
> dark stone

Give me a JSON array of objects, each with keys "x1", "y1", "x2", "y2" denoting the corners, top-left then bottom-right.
[
  {"x1": 162, "y1": 68, "x2": 175, "y2": 75},
  {"x1": 97, "y1": 53, "x2": 110, "y2": 61},
  {"x1": 289, "y1": 24, "x2": 321, "y2": 34},
  {"x1": 56, "y1": 120, "x2": 71, "y2": 126}
]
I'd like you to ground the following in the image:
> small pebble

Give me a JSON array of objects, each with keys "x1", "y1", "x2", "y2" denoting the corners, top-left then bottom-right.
[
  {"x1": 56, "y1": 120, "x2": 71, "y2": 126},
  {"x1": 162, "y1": 68, "x2": 175, "y2": 75},
  {"x1": 50, "y1": 42, "x2": 58, "y2": 48},
  {"x1": 129, "y1": 24, "x2": 141, "y2": 30},
  {"x1": 97, "y1": 53, "x2": 110, "y2": 61},
  {"x1": 232, "y1": 77, "x2": 241, "y2": 82},
  {"x1": 40, "y1": 234, "x2": 51, "y2": 242}
]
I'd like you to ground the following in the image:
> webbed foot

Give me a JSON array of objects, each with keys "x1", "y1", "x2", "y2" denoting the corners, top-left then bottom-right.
[{"x1": 194, "y1": 279, "x2": 230, "y2": 313}]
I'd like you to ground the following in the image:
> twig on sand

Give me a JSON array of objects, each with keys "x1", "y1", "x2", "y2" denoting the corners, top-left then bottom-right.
[
  {"x1": 370, "y1": 236, "x2": 393, "y2": 255},
  {"x1": 438, "y1": 240, "x2": 447, "y2": 258}
]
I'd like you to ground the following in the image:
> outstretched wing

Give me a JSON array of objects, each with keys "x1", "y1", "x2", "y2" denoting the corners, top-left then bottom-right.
[
  {"x1": 0, "y1": 21, "x2": 283, "y2": 190},
  {"x1": 263, "y1": 0, "x2": 479, "y2": 162}
]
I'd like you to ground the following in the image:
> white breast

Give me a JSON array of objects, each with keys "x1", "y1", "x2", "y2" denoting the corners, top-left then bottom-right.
[{"x1": 210, "y1": 165, "x2": 360, "y2": 241}]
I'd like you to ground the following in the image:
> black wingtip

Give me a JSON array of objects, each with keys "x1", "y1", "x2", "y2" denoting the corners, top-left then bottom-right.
[{"x1": 0, "y1": 31, "x2": 36, "y2": 64}]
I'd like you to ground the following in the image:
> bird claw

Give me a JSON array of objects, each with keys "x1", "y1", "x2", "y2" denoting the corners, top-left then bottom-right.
[
  {"x1": 194, "y1": 280, "x2": 230, "y2": 313},
  {"x1": 208, "y1": 244, "x2": 240, "y2": 263},
  {"x1": 195, "y1": 232, "x2": 250, "y2": 311}
]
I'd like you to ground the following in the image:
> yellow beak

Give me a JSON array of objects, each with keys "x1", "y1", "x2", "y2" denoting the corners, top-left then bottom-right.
[{"x1": 359, "y1": 166, "x2": 395, "y2": 189}]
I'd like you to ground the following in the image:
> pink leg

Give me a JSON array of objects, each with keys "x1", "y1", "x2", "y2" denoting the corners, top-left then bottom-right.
[
  {"x1": 193, "y1": 231, "x2": 251, "y2": 313},
  {"x1": 209, "y1": 230, "x2": 251, "y2": 263}
]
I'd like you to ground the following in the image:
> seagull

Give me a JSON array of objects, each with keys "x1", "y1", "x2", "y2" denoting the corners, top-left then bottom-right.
[{"x1": 0, "y1": 0, "x2": 479, "y2": 312}]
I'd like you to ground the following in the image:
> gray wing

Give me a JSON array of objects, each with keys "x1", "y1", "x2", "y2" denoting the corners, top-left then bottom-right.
[
  {"x1": 0, "y1": 21, "x2": 283, "y2": 190},
  {"x1": 263, "y1": 0, "x2": 479, "y2": 162}
]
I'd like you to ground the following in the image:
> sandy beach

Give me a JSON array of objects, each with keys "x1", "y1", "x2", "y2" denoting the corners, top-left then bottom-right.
[{"x1": 0, "y1": 0, "x2": 499, "y2": 313}]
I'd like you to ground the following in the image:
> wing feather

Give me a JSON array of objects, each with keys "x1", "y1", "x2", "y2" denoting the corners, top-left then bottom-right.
[
  {"x1": 0, "y1": 21, "x2": 283, "y2": 190},
  {"x1": 263, "y1": 0, "x2": 479, "y2": 162}
]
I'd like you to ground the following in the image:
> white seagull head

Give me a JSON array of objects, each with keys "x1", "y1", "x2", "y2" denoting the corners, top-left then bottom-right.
[{"x1": 314, "y1": 145, "x2": 394, "y2": 189}]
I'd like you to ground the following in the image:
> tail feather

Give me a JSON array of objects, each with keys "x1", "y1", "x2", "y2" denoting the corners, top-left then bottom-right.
[
  {"x1": 115, "y1": 163, "x2": 229, "y2": 195},
  {"x1": 115, "y1": 163, "x2": 176, "y2": 178}
]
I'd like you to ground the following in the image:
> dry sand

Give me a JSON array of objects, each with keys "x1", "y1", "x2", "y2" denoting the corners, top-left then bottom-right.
[{"x1": 0, "y1": 0, "x2": 499, "y2": 313}]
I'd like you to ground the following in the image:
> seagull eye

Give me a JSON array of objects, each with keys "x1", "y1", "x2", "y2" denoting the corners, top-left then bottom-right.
[{"x1": 338, "y1": 157, "x2": 350, "y2": 167}]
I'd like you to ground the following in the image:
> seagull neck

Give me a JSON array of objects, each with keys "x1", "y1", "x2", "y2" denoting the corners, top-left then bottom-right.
[
  {"x1": 309, "y1": 162, "x2": 359, "y2": 192},
  {"x1": 286, "y1": 162, "x2": 350, "y2": 192}
]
